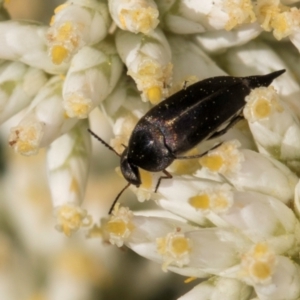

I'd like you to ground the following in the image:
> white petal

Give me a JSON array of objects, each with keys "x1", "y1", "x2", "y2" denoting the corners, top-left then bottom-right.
[{"x1": 178, "y1": 277, "x2": 252, "y2": 300}]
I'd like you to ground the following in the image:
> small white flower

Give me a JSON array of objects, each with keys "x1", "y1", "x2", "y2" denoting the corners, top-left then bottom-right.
[
  {"x1": 239, "y1": 242, "x2": 277, "y2": 285},
  {"x1": 104, "y1": 78, "x2": 150, "y2": 154},
  {"x1": 54, "y1": 203, "x2": 92, "y2": 237},
  {"x1": 108, "y1": 0, "x2": 159, "y2": 34},
  {"x1": 255, "y1": 0, "x2": 300, "y2": 51},
  {"x1": 223, "y1": 40, "x2": 300, "y2": 112},
  {"x1": 102, "y1": 206, "x2": 196, "y2": 254},
  {"x1": 156, "y1": 231, "x2": 192, "y2": 271},
  {"x1": 48, "y1": 120, "x2": 92, "y2": 236},
  {"x1": 188, "y1": 184, "x2": 234, "y2": 214},
  {"x1": 244, "y1": 86, "x2": 300, "y2": 175},
  {"x1": 168, "y1": 35, "x2": 226, "y2": 88},
  {"x1": 0, "y1": 61, "x2": 48, "y2": 124},
  {"x1": 254, "y1": 256, "x2": 300, "y2": 300},
  {"x1": 9, "y1": 119, "x2": 44, "y2": 156},
  {"x1": 8, "y1": 76, "x2": 78, "y2": 155},
  {"x1": 157, "y1": 0, "x2": 256, "y2": 34},
  {"x1": 101, "y1": 75, "x2": 150, "y2": 122},
  {"x1": 0, "y1": 20, "x2": 68, "y2": 73},
  {"x1": 115, "y1": 28, "x2": 172, "y2": 103},
  {"x1": 120, "y1": 211, "x2": 251, "y2": 276},
  {"x1": 101, "y1": 205, "x2": 135, "y2": 247},
  {"x1": 194, "y1": 22, "x2": 262, "y2": 53},
  {"x1": 231, "y1": 243, "x2": 300, "y2": 300},
  {"x1": 63, "y1": 38, "x2": 123, "y2": 119},
  {"x1": 47, "y1": 0, "x2": 111, "y2": 65},
  {"x1": 198, "y1": 140, "x2": 298, "y2": 203},
  {"x1": 156, "y1": 175, "x2": 223, "y2": 226}
]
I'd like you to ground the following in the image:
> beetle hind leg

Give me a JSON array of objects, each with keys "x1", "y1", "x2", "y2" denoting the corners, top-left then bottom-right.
[
  {"x1": 175, "y1": 142, "x2": 222, "y2": 160},
  {"x1": 208, "y1": 115, "x2": 244, "y2": 140},
  {"x1": 155, "y1": 170, "x2": 172, "y2": 192}
]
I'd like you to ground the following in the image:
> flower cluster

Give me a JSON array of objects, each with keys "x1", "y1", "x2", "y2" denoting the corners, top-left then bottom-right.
[{"x1": 2, "y1": 0, "x2": 300, "y2": 299}]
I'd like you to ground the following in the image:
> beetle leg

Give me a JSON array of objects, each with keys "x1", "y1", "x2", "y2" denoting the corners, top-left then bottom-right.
[
  {"x1": 175, "y1": 142, "x2": 222, "y2": 160},
  {"x1": 182, "y1": 80, "x2": 188, "y2": 89},
  {"x1": 208, "y1": 115, "x2": 244, "y2": 140},
  {"x1": 175, "y1": 114, "x2": 242, "y2": 160},
  {"x1": 155, "y1": 170, "x2": 173, "y2": 192}
]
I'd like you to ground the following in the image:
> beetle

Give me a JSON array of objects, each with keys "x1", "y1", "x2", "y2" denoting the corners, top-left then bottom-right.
[{"x1": 89, "y1": 69, "x2": 285, "y2": 213}]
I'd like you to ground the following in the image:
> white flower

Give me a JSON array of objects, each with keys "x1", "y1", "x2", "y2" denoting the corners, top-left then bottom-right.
[
  {"x1": 63, "y1": 38, "x2": 123, "y2": 119},
  {"x1": 194, "y1": 22, "x2": 262, "y2": 53},
  {"x1": 8, "y1": 76, "x2": 78, "y2": 155},
  {"x1": 47, "y1": 120, "x2": 92, "y2": 236},
  {"x1": 223, "y1": 40, "x2": 300, "y2": 111},
  {"x1": 244, "y1": 85, "x2": 300, "y2": 175},
  {"x1": 0, "y1": 20, "x2": 69, "y2": 73},
  {"x1": 255, "y1": 0, "x2": 300, "y2": 51},
  {"x1": 115, "y1": 27, "x2": 172, "y2": 103},
  {"x1": 198, "y1": 140, "x2": 298, "y2": 203},
  {"x1": 108, "y1": 0, "x2": 159, "y2": 34},
  {"x1": 156, "y1": 0, "x2": 256, "y2": 34},
  {"x1": 168, "y1": 35, "x2": 226, "y2": 89},
  {"x1": 47, "y1": 0, "x2": 111, "y2": 65},
  {"x1": 0, "y1": 61, "x2": 48, "y2": 124},
  {"x1": 102, "y1": 207, "x2": 253, "y2": 274}
]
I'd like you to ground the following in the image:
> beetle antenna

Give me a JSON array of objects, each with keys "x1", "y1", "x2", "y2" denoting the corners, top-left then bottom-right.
[
  {"x1": 109, "y1": 182, "x2": 131, "y2": 214},
  {"x1": 88, "y1": 128, "x2": 120, "y2": 157}
]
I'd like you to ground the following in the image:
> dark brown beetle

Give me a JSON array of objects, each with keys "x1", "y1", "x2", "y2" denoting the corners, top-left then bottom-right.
[{"x1": 89, "y1": 69, "x2": 285, "y2": 213}]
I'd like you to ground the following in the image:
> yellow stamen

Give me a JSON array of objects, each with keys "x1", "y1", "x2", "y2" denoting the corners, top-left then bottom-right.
[
  {"x1": 189, "y1": 194, "x2": 210, "y2": 210},
  {"x1": 251, "y1": 261, "x2": 271, "y2": 280},
  {"x1": 171, "y1": 236, "x2": 190, "y2": 255},
  {"x1": 119, "y1": 7, "x2": 159, "y2": 34},
  {"x1": 253, "y1": 98, "x2": 271, "y2": 119},
  {"x1": 105, "y1": 220, "x2": 127, "y2": 236},
  {"x1": 199, "y1": 154, "x2": 224, "y2": 172},
  {"x1": 55, "y1": 205, "x2": 92, "y2": 236},
  {"x1": 51, "y1": 45, "x2": 69, "y2": 65},
  {"x1": 157, "y1": 232, "x2": 191, "y2": 270},
  {"x1": 225, "y1": 0, "x2": 256, "y2": 31},
  {"x1": 241, "y1": 242, "x2": 276, "y2": 284},
  {"x1": 147, "y1": 86, "x2": 162, "y2": 104},
  {"x1": 253, "y1": 243, "x2": 269, "y2": 258},
  {"x1": 140, "y1": 169, "x2": 153, "y2": 189},
  {"x1": 56, "y1": 22, "x2": 73, "y2": 42},
  {"x1": 184, "y1": 277, "x2": 197, "y2": 283},
  {"x1": 64, "y1": 95, "x2": 92, "y2": 119}
]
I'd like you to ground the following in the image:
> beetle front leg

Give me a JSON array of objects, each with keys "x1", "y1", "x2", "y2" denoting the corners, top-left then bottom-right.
[{"x1": 155, "y1": 169, "x2": 173, "y2": 192}]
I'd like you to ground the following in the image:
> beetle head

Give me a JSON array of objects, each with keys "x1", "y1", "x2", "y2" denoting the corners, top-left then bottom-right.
[{"x1": 120, "y1": 148, "x2": 141, "y2": 187}]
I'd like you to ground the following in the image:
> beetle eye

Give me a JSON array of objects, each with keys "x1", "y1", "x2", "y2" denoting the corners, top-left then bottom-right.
[{"x1": 120, "y1": 150, "x2": 141, "y2": 186}]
